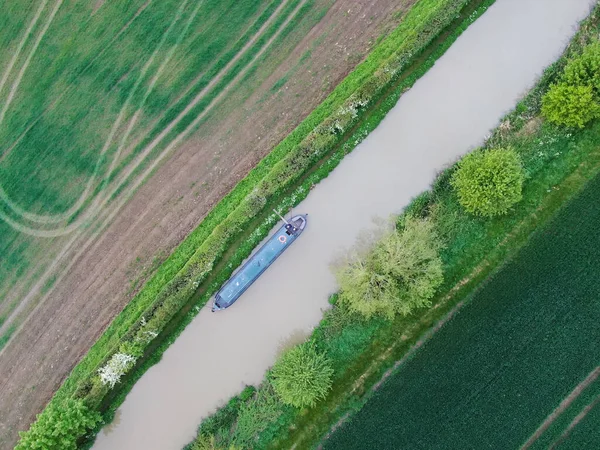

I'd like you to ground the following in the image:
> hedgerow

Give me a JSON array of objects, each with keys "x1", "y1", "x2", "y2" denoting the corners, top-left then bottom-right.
[{"x1": 15, "y1": 399, "x2": 101, "y2": 450}]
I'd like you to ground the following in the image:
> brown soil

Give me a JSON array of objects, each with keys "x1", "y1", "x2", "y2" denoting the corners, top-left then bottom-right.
[{"x1": 0, "y1": 0, "x2": 413, "y2": 448}]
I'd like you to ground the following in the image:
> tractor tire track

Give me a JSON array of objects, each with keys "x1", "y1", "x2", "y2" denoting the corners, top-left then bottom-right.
[
  {"x1": 0, "y1": 0, "x2": 191, "y2": 231},
  {"x1": 520, "y1": 366, "x2": 600, "y2": 450},
  {"x1": 0, "y1": 0, "x2": 64, "y2": 128},
  {"x1": 548, "y1": 393, "x2": 600, "y2": 449},
  {"x1": 0, "y1": 0, "x2": 49, "y2": 105},
  {"x1": 0, "y1": 0, "x2": 154, "y2": 166},
  {"x1": 0, "y1": 0, "x2": 302, "y2": 343}
]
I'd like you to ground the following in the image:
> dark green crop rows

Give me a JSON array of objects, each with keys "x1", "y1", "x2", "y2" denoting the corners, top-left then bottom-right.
[{"x1": 324, "y1": 163, "x2": 600, "y2": 450}]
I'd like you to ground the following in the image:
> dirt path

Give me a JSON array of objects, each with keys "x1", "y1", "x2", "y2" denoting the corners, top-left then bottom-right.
[
  {"x1": 521, "y1": 366, "x2": 600, "y2": 450},
  {"x1": 0, "y1": 1, "x2": 409, "y2": 448}
]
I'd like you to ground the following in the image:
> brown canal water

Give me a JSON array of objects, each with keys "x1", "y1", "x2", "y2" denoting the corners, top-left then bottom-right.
[{"x1": 93, "y1": 0, "x2": 596, "y2": 448}]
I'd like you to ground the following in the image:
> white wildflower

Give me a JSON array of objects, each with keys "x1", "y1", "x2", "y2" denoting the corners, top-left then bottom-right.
[{"x1": 98, "y1": 353, "x2": 136, "y2": 388}]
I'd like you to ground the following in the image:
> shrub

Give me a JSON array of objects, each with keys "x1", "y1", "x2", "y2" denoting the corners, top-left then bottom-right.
[
  {"x1": 97, "y1": 352, "x2": 137, "y2": 388},
  {"x1": 562, "y1": 41, "x2": 600, "y2": 93},
  {"x1": 15, "y1": 399, "x2": 101, "y2": 450},
  {"x1": 541, "y1": 83, "x2": 600, "y2": 128},
  {"x1": 270, "y1": 342, "x2": 333, "y2": 408},
  {"x1": 190, "y1": 434, "x2": 239, "y2": 450},
  {"x1": 232, "y1": 385, "x2": 284, "y2": 447},
  {"x1": 451, "y1": 148, "x2": 525, "y2": 216},
  {"x1": 336, "y1": 217, "x2": 444, "y2": 319}
]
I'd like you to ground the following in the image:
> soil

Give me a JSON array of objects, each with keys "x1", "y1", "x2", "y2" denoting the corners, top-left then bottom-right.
[{"x1": 0, "y1": 0, "x2": 412, "y2": 447}]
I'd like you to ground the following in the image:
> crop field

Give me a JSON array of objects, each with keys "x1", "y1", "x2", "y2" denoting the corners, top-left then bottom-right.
[
  {"x1": 0, "y1": 0, "x2": 416, "y2": 446},
  {"x1": 0, "y1": 0, "x2": 307, "y2": 335},
  {"x1": 324, "y1": 170, "x2": 600, "y2": 449}
]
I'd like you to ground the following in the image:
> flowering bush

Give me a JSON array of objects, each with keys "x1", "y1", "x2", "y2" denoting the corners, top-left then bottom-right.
[{"x1": 98, "y1": 353, "x2": 137, "y2": 388}]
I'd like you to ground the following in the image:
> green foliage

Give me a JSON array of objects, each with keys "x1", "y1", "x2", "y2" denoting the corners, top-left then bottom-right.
[
  {"x1": 451, "y1": 148, "x2": 525, "y2": 217},
  {"x1": 561, "y1": 41, "x2": 600, "y2": 93},
  {"x1": 336, "y1": 217, "x2": 444, "y2": 319},
  {"x1": 541, "y1": 83, "x2": 600, "y2": 128},
  {"x1": 541, "y1": 41, "x2": 600, "y2": 128},
  {"x1": 15, "y1": 399, "x2": 101, "y2": 450},
  {"x1": 190, "y1": 434, "x2": 240, "y2": 450},
  {"x1": 232, "y1": 385, "x2": 284, "y2": 447},
  {"x1": 270, "y1": 342, "x2": 333, "y2": 408}
]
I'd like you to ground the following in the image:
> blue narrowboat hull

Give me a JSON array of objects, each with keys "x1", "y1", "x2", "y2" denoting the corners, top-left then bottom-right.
[{"x1": 212, "y1": 214, "x2": 307, "y2": 311}]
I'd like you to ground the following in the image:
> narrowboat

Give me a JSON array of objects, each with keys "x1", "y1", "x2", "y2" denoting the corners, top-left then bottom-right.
[{"x1": 212, "y1": 213, "x2": 307, "y2": 311}]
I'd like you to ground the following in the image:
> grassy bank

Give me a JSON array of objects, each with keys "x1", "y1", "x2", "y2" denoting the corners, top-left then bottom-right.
[
  {"x1": 188, "y1": 5, "x2": 600, "y2": 449},
  {"x1": 15, "y1": 0, "x2": 496, "y2": 447}
]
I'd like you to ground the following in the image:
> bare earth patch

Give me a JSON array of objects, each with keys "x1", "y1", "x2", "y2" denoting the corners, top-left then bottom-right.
[{"x1": 0, "y1": 0, "x2": 413, "y2": 448}]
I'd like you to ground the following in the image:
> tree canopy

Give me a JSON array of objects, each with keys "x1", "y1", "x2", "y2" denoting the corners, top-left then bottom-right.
[
  {"x1": 270, "y1": 342, "x2": 333, "y2": 408},
  {"x1": 451, "y1": 148, "x2": 524, "y2": 217},
  {"x1": 16, "y1": 399, "x2": 101, "y2": 450},
  {"x1": 336, "y1": 217, "x2": 444, "y2": 319}
]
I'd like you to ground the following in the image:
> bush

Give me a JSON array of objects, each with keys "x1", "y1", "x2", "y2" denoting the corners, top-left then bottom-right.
[
  {"x1": 270, "y1": 342, "x2": 333, "y2": 408},
  {"x1": 336, "y1": 217, "x2": 444, "y2": 319},
  {"x1": 190, "y1": 434, "x2": 239, "y2": 450},
  {"x1": 451, "y1": 148, "x2": 525, "y2": 216},
  {"x1": 562, "y1": 41, "x2": 600, "y2": 93},
  {"x1": 232, "y1": 385, "x2": 284, "y2": 447},
  {"x1": 541, "y1": 83, "x2": 600, "y2": 128},
  {"x1": 15, "y1": 399, "x2": 101, "y2": 450}
]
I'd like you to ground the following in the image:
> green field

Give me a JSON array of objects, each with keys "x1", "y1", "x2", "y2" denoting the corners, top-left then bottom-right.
[
  {"x1": 0, "y1": 0, "x2": 313, "y2": 329},
  {"x1": 324, "y1": 168, "x2": 600, "y2": 449}
]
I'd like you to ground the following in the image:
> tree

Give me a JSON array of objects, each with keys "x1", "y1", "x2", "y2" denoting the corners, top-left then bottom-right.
[
  {"x1": 16, "y1": 399, "x2": 101, "y2": 450},
  {"x1": 451, "y1": 148, "x2": 524, "y2": 217},
  {"x1": 541, "y1": 83, "x2": 599, "y2": 128},
  {"x1": 336, "y1": 217, "x2": 443, "y2": 319},
  {"x1": 270, "y1": 342, "x2": 333, "y2": 408}
]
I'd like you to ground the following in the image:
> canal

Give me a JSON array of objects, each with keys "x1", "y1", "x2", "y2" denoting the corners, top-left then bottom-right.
[{"x1": 93, "y1": 0, "x2": 596, "y2": 448}]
